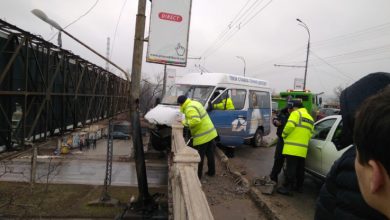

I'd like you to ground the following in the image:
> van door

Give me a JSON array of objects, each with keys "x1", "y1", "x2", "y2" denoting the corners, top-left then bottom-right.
[{"x1": 208, "y1": 88, "x2": 247, "y2": 147}]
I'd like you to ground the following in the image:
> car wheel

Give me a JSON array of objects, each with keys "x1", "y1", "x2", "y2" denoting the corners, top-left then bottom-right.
[{"x1": 252, "y1": 128, "x2": 263, "y2": 148}]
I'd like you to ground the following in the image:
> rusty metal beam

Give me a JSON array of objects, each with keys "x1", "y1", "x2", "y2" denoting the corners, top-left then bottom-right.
[
  {"x1": 0, "y1": 36, "x2": 26, "y2": 86},
  {"x1": 26, "y1": 53, "x2": 64, "y2": 139},
  {"x1": 0, "y1": 19, "x2": 129, "y2": 148}
]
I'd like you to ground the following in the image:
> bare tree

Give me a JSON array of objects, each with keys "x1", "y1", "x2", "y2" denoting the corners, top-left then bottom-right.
[
  {"x1": 334, "y1": 85, "x2": 344, "y2": 100},
  {"x1": 0, "y1": 154, "x2": 63, "y2": 218},
  {"x1": 139, "y1": 75, "x2": 163, "y2": 114}
]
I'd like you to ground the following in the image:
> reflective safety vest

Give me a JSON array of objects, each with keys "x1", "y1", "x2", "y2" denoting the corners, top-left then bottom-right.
[
  {"x1": 180, "y1": 99, "x2": 218, "y2": 146},
  {"x1": 213, "y1": 98, "x2": 235, "y2": 110},
  {"x1": 282, "y1": 108, "x2": 314, "y2": 158}
]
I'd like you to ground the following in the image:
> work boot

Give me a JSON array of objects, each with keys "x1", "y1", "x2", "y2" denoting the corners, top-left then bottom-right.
[
  {"x1": 277, "y1": 186, "x2": 293, "y2": 196},
  {"x1": 206, "y1": 171, "x2": 215, "y2": 177},
  {"x1": 293, "y1": 186, "x2": 303, "y2": 193}
]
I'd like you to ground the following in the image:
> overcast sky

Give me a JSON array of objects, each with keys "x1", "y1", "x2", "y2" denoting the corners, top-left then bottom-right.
[{"x1": 1, "y1": 0, "x2": 390, "y2": 98}]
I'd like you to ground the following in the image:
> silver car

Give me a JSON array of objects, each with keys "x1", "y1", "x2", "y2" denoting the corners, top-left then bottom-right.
[{"x1": 305, "y1": 115, "x2": 351, "y2": 179}]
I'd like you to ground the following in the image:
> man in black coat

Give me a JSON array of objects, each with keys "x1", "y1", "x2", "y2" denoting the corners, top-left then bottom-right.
[
  {"x1": 269, "y1": 106, "x2": 291, "y2": 183},
  {"x1": 314, "y1": 72, "x2": 390, "y2": 220},
  {"x1": 354, "y1": 86, "x2": 390, "y2": 219}
]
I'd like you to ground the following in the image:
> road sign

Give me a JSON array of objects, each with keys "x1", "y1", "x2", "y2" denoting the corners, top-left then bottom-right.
[{"x1": 294, "y1": 78, "x2": 304, "y2": 90}]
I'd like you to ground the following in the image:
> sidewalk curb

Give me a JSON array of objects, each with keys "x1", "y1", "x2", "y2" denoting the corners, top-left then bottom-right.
[{"x1": 215, "y1": 147, "x2": 282, "y2": 220}]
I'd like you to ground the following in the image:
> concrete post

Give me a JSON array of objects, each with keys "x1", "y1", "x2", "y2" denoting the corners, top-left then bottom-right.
[{"x1": 30, "y1": 144, "x2": 37, "y2": 188}]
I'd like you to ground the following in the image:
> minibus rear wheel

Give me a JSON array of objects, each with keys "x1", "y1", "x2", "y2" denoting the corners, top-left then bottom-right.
[{"x1": 252, "y1": 128, "x2": 263, "y2": 147}]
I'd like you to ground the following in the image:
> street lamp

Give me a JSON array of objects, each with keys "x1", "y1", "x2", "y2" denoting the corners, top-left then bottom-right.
[
  {"x1": 236, "y1": 56, "x2": 246, "y2": 77},
  {"x1": 296, "y1": 18, "x2": 310, "y2": 90},
  {"x1": 31, "y1": 9, "x2": 129, "y2": 80}
]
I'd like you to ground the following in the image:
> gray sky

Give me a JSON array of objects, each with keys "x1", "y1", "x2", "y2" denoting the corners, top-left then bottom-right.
[{"x1": 1, "y1": 0, "x2": 390, "y2": 98}]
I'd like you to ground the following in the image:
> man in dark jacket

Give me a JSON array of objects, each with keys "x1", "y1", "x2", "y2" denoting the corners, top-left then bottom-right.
[
  {"x1": 314, "y1": 72, "x2": 390, "y2": 220},
  {"x1": 269, "y1": 106, "x2": 291, "y2": 183},
  {"x1": 354, "y1": 86, "x2": 390, "y2": 219}
]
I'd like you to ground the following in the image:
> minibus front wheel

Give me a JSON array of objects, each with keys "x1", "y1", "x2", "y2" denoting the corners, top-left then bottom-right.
[{"x1": 252, "y1": 128, "x2": 264, "y2": 147}]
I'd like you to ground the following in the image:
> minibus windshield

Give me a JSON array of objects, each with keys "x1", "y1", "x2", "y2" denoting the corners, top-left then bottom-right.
[{"x1": 162, "y1": 84, "x2": 214, "y2": 106}]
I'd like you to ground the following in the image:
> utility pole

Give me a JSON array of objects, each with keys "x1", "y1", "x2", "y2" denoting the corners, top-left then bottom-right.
[
  {"x1": 129, "y1": 0, "x2": 153, "y2": 210},
  {"x1": 30, "y1": 143, "x2": 37, "y2": 189},
  {"x1": 162, "y1": 64, "x2": 167, "y2": 98}
]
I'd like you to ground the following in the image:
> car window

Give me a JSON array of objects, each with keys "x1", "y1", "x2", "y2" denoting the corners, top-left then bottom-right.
[
  {"x1": 332, "y1": 120, "x2": 343, "y2": 144},
  {"x1": 312, "y1": 118, "x2": 337, "y2": 141},
  {"x1": 230, "y1": 89, "x2": 246, "y2": 110}
]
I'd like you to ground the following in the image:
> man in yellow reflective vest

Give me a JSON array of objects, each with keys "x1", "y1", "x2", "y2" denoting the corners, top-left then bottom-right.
[
  {"x1": 277, "y1": 99, "x2": 314, "y2": 195},
  {"x1": 213, "y1": 96, "x2": 235, "y2": 110},
  {"x1": 177, "y1": 95, "x2": 218, "y2": 179},
  {"x1": 211, "y1": 91, "x2": 235, "y2": 110}
]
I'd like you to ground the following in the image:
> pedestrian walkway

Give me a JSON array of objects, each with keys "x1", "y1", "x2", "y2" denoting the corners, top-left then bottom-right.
[{"x1": 0, "y1": 136, "x2": 168, "y2": 187}]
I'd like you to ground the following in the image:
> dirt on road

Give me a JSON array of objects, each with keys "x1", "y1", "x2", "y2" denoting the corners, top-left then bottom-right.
[{"x1": 202, "y1": 157, "x2": 268, "y2": 220}]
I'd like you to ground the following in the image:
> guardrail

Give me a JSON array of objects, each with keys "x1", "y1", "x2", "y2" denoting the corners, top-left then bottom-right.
[{"x1": 169, "y1": 122, "x2": 214, "y2": 220}]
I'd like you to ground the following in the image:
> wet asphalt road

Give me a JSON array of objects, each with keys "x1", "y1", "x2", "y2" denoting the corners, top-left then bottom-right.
[{"x1": 228, "y1": 126, "x2": 323, "y2": 220}]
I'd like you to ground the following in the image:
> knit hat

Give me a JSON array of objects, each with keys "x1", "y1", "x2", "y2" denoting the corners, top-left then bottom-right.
[
  {"x1": 287, "y1": 99, "x2": 302, "y2": 109},
  {"x1": 177, "y1": 95, "x2": 188, "y2": 104}
]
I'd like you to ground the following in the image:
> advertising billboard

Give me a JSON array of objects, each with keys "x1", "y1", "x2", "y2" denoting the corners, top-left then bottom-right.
[{"x1": 146, "y1": 0, "x2": 192, "y2": 67}]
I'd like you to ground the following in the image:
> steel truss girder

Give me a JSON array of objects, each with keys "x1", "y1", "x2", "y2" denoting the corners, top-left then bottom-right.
[{"x1": 0, "y1": 19, "x2": 130, "y2": 150}]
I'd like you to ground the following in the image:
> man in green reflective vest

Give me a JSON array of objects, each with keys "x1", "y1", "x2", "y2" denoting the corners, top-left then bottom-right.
[
  {"x1": 277, "y1": 99, "x2": 314, "y2": 195},
  {"x1": 177, "y1": 95, "x2": 218, "y2": 179}
]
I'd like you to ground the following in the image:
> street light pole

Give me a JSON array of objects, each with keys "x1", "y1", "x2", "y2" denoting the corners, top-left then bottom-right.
[
  {"x1": 296, "y1": 18, "x2": 310, "y2": 90},
  {"x1": 32, "y1": 7, "x2": 153, "y2": 210},
  {"x1": 31, "y1": 9, "x2": 130, "y2": 81},
  {"x1": 236, "y1": 56, "x2": 246, "y2": 77}
]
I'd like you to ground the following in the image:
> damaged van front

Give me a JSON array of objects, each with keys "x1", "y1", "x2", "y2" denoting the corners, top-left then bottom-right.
[{"x1": 145, "y1": 83, "x2": 214, "y2": 150}]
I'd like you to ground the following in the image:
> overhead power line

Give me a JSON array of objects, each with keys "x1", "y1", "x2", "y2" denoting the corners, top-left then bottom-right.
[
  {"x1": 312, "y1": 21, "x2": 390, "y2": 49},
  {"x1": 203, "y1": 0, "x2": 271, "y2": 58},
  {"x1": 201, "y1": 0, "x2": 256, "y2": 57},
  {"x1": 253, "y1": 21, "x2": 390, "y2": 74},
  {"x1": 201, "y1": 0, "x2": 274, "y2": 59},
  {"x1": 330, "y1": 56, "x2": 390, "y2": 65},
  {"x1": 48, "y1": 0, "x2": 100, "y2": 42},
  {"x1": 110, "y1": 0, "x2": 128, "y2": 61},
  {"x1": 310, "y1": 50, "x2": 354, "y2": 81}
]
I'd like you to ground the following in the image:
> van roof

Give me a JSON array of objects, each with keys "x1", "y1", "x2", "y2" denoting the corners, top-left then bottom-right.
[{"x1": 176, "y1": 72, "x2": 269, "y2": 88}]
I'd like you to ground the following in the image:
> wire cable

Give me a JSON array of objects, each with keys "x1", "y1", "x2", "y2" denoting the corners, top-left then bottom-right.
[
  {"x1": 312, "y1": 21, "x2": 390, "y2": 49},
  {"x1": 203, "y1": 0, "x2": 274, "y2": 58},
  {"x1": 201, "y1": 0, "x2": 255, "y2": 57},
  {"x1": 110, "y1": 0, "x2": 128, "y2": 61},
  {"x1": 48, "y1": 0, "x2": 100, "y2": 42},
  {"x1": 202, "y1": 0, "x2": 269, "y2": 58},
  {"x1": 310, "y1": 50, "x2": 354, "y2": 81}
]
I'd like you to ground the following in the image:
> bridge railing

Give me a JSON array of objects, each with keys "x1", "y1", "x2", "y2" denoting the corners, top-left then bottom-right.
[{"x1": 168, "y1": 122, "x2": 214, "y2": 220}]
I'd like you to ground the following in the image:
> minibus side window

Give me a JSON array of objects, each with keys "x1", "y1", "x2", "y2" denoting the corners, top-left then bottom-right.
[
  {"x1": 249, "y1": 91, "x2": 271, "y2": 109},
  {"x1": 230, "y1": 89, "x2": 246, "y2": 110}
]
